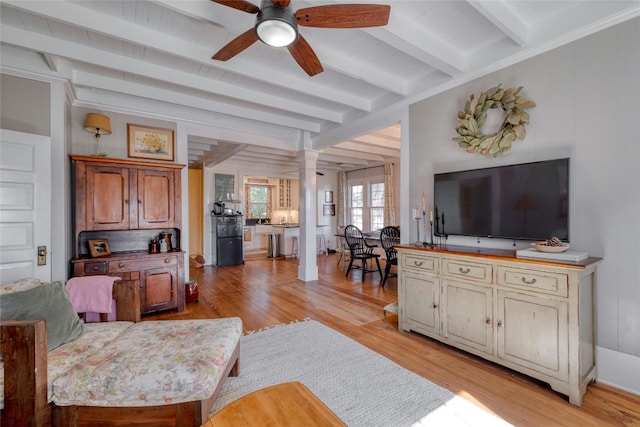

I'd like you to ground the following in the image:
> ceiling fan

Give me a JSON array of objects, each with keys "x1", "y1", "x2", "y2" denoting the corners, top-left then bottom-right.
[{"x1": 211, "y1": 0, "x2": 391, "y2": 76}]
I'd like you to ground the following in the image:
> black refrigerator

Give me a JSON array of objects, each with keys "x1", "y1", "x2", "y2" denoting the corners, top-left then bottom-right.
[{"x1": 212, "y1": 214, "x2": 244, "y2": 266}]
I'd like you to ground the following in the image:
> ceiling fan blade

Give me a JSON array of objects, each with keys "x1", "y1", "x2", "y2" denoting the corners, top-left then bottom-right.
[
  {"x1": 295, "y1": 4, "x2": 390, "y2": 28},
  {"x1": 288, "y1": 35, "x2": 324, "y2": 76},
  {"x1": 271, "y1": 0, "x2": 291, "y2": 7},
  {"x1": 211, "y1": 0, "x2": 259, "y2": 14},
  {"x1": 212, "y1": 28, "x2": 259, "y2": 61}
]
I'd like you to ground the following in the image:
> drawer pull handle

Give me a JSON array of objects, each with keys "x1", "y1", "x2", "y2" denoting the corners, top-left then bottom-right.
[
  {"x1": 432, "y1": 304, "x2": 437, "y2": 309},
  {"x1": 413, "y1": 261, "x2": 424, "y2": 267},
  {"x1": 497, "y1": 320, "x2": 503, "y2": 328},
  {"x1": 521, "y1": 277, "x2": 537, "y2": 285},
  {"x1": 164, "y1": 258, "x2": 170, "y2": 263},
  {"x1": 92, "y1": 266, "x2": 99, "y2": 270},
  {"x1": 118, "y1": 263, "x2": 124, "y2": 268},
  {"x1": 486, "y1": 318, "x2": 491, "y2": 325},
  {"x1": 459, "y1": 267, "x2": 471, "y2": 274}
]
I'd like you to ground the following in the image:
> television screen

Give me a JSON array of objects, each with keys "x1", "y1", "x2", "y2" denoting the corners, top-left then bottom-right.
[{"x1": 433, "y1": 158, "x2": 569, "y2": 241}]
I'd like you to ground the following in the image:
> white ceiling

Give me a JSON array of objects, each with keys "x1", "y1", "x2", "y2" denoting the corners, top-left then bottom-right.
[{"x1": 1, "y1": 1, "x2": 638, "y2": 172}]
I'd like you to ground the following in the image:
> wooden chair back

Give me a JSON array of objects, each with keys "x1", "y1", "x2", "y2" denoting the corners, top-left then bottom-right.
[{"x1": 380, "y1": 226, "x2": 400, "y2": 263}]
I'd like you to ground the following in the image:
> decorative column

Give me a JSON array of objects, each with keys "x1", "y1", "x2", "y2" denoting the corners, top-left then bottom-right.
[{"x1": 297, "y1": 149, "x2": 319, "y2": 282}]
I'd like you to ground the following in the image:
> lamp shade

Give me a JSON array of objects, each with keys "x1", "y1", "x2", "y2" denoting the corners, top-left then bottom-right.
[{"x1": 84, "y1": 113, "x2": 112, "y2": 135}]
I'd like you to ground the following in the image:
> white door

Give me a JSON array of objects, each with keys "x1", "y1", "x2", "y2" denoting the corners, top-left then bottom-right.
[{"x1": 0, "y1": 129, "x2": 51, "y2": 284}]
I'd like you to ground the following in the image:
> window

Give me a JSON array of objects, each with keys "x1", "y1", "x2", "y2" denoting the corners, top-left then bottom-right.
[
  {"x1": 246, "y1": 185, "x2": 271, "y2": 219},
  {"x1": 370, "y1": 182, "x2": 385, "y2": 230},
  {"x1": 348, "y1": 180, "x2": 384, "y2": 232},
  {"x1": 349, "y1": 184, "x2": 363, "y2": 230}
]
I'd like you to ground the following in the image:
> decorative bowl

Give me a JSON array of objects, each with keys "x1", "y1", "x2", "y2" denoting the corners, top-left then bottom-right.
[{"x1": 532, "y1": 242, "x2": 570, "y2": 253}]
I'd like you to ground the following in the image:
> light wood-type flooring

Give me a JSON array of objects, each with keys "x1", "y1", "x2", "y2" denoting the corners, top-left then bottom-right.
[{"x1": 147, "y1": 254, "x2": 640, "y2": 426}]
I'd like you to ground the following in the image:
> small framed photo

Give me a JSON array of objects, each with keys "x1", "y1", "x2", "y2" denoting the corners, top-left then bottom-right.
[
  {"x1": 127, "y1": 124, "x2": 174, "y2": 161},
  {"x1": 323, "y1": 203, "x2": 335, "y2": 216},
  {"x1": 324, "y1": 191, "x2": 334, "y2": 203},
  {"x1": 88, "y1": 239, "x2": 111, "y2": 258}
]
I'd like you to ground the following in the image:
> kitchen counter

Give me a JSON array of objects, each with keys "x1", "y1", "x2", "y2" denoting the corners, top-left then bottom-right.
[{"x1": 272, "y1": 225, "x2": 329, "y2": 257}]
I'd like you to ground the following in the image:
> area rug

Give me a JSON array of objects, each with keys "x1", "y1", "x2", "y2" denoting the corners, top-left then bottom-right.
[{"x1": 210, "y1": 320, "x2": 512, "y2": 426}]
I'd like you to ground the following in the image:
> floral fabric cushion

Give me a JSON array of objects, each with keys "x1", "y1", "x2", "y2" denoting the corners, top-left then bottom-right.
[
  {"x1": 52, "y1": 317, "x2": 242, "y2": 407},
  {"x1": 0, "y1": 321, "x2": 134, "y2": 410}
]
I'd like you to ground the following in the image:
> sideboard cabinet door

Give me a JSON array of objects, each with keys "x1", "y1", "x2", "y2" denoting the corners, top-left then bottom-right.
[
  {"x1": 497, "y1": 290, "x2": 569, "y2": 381},
  {"x1": 442, "y1": 279, "x2": 494, "y2": 354},
  {"x1": 400, "y1": 270, "x2": 440, "y2": 338}
]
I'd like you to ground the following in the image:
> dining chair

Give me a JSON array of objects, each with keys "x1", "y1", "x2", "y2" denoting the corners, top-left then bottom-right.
[
  {"x1": 344, "y1": 225, "x2": 382, "y2": 279},
  {"x1": 379, "y1": 226, "x2": 400, "y2": 287},
  {"x1": 337, "y1": 239, "x2": 350, "y2": 267}
]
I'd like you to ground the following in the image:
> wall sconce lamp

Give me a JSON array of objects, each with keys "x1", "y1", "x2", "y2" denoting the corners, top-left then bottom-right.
[{"x1": 84, "y1": 113, "x2": 112, "y2": 156}]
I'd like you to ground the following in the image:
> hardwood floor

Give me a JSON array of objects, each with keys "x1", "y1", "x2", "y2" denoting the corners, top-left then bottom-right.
[{"x1": 147, "y1": 255, "x2": 640, "y2": 427}]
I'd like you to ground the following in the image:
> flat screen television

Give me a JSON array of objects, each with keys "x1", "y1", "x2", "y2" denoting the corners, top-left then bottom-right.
[{"x1": 433, "y1": 158, "x2": 569, "y2": 242}]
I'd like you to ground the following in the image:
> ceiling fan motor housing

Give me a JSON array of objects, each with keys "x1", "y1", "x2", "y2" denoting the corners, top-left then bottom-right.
[{"x1": 255, "y1": 0, "x2": 299, "y2": 47}]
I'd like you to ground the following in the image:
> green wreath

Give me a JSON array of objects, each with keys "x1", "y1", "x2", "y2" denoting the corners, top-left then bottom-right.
[{"x1": 453, "y1": 85, "x2": 536, "y2": 157}]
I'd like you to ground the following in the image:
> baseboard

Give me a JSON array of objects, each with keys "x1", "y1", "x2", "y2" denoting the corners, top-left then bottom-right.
[{"x1": 596, "y1": 346, "x2": 640, "y2": 396}]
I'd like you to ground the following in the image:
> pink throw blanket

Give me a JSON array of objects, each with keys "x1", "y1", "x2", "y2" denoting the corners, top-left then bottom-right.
[{"x1": 66, "y1": 276, "x2": 121, "y2": 322}]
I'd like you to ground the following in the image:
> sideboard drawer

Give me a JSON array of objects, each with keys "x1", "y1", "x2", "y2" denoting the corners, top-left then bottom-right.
[
  {"x1": 442, "y1": 258, "x2": 493, "y2": 283},
  {"x1": 83, "y1": 261, "x2": 108, "y2": 275},
  {"x1": 109, "y1": 255, "x2": 178, "y2": 273},
  {"x1": 498, "y1": 266, "x2": 568, "y2": 297},
  {"x1": 402, "y1": 253, "x2": 438, "y2": 273}
]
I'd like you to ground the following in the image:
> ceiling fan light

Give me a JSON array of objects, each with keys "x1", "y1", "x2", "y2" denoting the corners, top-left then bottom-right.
[
  {"x1": 255, "y1": 3, "x2": 298, "y2": 48},
  {"x1": 256, "y1": 19, "x2": 296, "y2": 47}
]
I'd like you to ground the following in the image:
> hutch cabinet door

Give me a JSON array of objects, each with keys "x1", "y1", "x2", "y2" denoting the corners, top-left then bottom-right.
[
  {"x1": 441, "y1": 279, "x2": 494, "y2": 354},
  {"x1": 497, "y1": 290, "x2": 569, "y2": 381},
  {"x1": 141, "y1": 266, "x2": 178, "y2": 313},
  {"x1": 137, "y1": 169, "x2": 176, "y2": 229},
  {"x1": 86, "y1": 165, "x2": 133, "y2": 230}
]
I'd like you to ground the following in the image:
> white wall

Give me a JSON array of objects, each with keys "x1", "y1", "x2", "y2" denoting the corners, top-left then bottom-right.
[
  {"x1": 70, "y1": 107, "x2": 176, "y2": 158},
  {"x1": 408, "y1": 18, "x2": 640, "y2": 394}
]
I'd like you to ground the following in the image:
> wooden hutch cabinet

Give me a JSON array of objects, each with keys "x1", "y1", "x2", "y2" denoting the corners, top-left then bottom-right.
[{"x1": 70, "y1": 155, "x2": 185, "y2": 315}]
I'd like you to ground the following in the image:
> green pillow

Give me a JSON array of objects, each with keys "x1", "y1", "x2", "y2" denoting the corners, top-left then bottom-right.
[{"x1": 0, "y1": 280, "x2": 85, "y2": 351}]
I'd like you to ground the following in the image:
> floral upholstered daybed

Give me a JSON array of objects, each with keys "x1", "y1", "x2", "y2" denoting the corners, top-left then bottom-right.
[{"x1": 0, "y1": 278, "x2": 242, "y2": 427}]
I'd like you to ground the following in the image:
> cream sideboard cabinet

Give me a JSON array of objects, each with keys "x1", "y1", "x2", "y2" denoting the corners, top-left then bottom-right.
[{"x1": 397, "y1": 245, "x2": 601, "y2": 406}]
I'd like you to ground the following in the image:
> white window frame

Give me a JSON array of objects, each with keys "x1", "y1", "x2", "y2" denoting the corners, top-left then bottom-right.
[
  {"x1": 348, "y1": 176, "x2": 385, "y2": 232},
  {"x1": 349, "y1": 183, "x2": 364, "y2": 230}
]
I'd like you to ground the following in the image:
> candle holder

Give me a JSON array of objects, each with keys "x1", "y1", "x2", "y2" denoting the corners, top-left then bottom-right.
[
  {"x1": 413, "y1": 210, "x2": 421, "y2": 244},
  {"x1": 430, "y1": 219, "x2": 434, "y2": 247},
  {"x1": 423, "y1": 211, "x2": 434, "y2": 247}
]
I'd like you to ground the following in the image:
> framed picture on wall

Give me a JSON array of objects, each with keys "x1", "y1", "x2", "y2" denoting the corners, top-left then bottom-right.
[
  {"x1": 127, "y1": 124, "x2": 174, "y2": 161},
  {"x1": 325, "y1": 191, "x2": 334, "y2": 203},
  {"x1": 323, "y1": 204, "x2": 335, "y2": 216}
]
